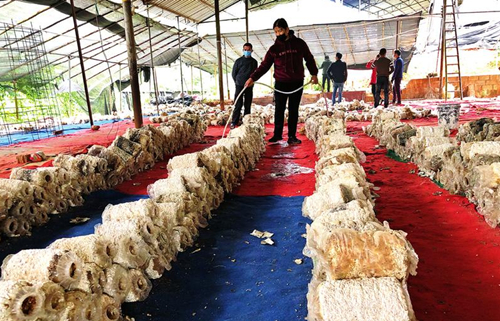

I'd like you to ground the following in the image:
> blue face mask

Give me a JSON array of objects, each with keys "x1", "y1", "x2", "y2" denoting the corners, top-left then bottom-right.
[{"x1": 243, "y1": 50, "x2": 252, "y2": 57}]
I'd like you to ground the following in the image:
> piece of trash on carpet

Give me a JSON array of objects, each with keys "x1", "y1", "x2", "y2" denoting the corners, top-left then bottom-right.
[
  {"x1": 69, "y1": 217, "x2": 90, "y2": 224},
  {"x1": 251, "y1": 229, "x2": 274, "y2": 239},
  {"x1": 261, "y1": 238, "x2": 274, "y2": 246}
]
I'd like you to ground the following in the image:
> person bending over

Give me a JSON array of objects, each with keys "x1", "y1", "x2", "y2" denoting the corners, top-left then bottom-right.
[{"x1": 245, "y1": 18, "x2": 318, "y2": 145}]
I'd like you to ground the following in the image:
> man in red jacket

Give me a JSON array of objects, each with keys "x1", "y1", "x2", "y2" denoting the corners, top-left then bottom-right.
[
  {"x1": 245, "y1": 18, "x2": 318, "y2": 145},
  {"x1": 366, "y1": 55, "x2": 379, "y2": 107}
]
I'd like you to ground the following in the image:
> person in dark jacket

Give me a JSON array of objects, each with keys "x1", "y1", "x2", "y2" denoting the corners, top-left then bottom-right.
[
  {"x1": 245, "y1": 18, "x2": 318, "y2": 145},
  {"x1": 319, "y1": 55, "x2": 332, "y2": 92},
  {"x1": 372, "y1": 48, "x2": 394, "y2": 108},
  {"x1": 392, "y1": 49, "x2": 404, "y2": 105},
  {"x1": 327, "y1": 52, "x2": 348, "y2": 104},
  {"x1": 231, "y1": 43, "x2": 258, "y2": 128}
]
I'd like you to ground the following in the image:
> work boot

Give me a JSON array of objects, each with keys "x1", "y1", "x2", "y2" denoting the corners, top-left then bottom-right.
[
  {"x1": 288, "y1": 137, "x2": 302, "y2": 145},
  {"x1": 268, "y1": 136, "x2": 282, "y2": 143}
]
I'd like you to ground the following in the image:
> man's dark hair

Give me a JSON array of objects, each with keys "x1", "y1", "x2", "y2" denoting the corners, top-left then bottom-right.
[
  {"x1": 243, "y1": 43, "x2": 253, "y2": 49},
  {"x1": 379, "y1": 48, "x2": 387, "y2": 55},
  {"x1": 394, "y1": 49, "x2": 401, "y2": 57},
  {"x1": 325, "y1": 55, "x2": 329, "y2": 59},
  {"x1": 273, "y1": 18, "x2": 288, "y2": 29},
  {"x1": 336, "y1": 52, "x2": 342, "y2": 60}
]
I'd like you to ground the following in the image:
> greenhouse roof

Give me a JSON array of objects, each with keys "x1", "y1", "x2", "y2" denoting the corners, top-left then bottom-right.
[
  {"x1": 341, "y1": 0, "x2": 430, "y2": 18},
  {"x1": 182, "y1": 12, "x2": 422, "y2": 73}
]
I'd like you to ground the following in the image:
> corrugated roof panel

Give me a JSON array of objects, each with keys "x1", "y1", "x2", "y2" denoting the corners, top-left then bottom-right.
[
  {"x1": 145, "y1": 0, "x2": 241, "y2": 24},
  {"x1": 342, "y1": 0, "x2": 430, "y2": 18}
]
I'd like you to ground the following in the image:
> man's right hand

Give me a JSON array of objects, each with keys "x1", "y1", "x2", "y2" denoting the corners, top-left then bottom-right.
[{"x1": 244, "y1": 78, "x2": 254, "y2": 88}]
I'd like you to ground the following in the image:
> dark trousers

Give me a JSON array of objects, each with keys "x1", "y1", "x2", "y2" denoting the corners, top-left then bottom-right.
[
  {"x1": 321, "y1": 74, "x2": 331, "y2": 92},
  {"x1": 274, "y1": 81, "x2": 303, "y2": 138},
  {"x1": 371, "y1": 84, "x2": 376, "y2": 100},
  {"x1": 375, "y1": 76, "x2": 390, "y2": 108},
  {"x1": 392, "y1": 77, "x2": 402, "y2": 104},
  {"x1": 232, "y1": 85, "x2": 253, "y2": 125}
]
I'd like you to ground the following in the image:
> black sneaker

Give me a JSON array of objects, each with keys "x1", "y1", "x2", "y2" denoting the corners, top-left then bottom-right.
[
  {"x1": 268, "y1": 136, "x2": 282, "y2": 143},
  {"x1": 288, "y1": 137, "x2": 302, "y2": 145},
  {"x1": 230, "y1": 124, "x2": 235, "y2": 129}
]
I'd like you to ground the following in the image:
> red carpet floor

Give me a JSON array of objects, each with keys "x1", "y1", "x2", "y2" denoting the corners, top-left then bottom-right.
[
  {"x1": 118, "y1": 124, "x2": 318, "y2": 197},
  {"x1": 0, "y1": 119, "x2": 149, "y2": 178},
  {"x1": 0, "y1": 121, "x2": 225, "y2": 179},
  {"x1": 348, "y1": 121, "x2": 500, "y2": 321}
]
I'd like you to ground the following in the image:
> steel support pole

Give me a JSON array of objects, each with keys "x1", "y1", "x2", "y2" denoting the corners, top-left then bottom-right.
[
  {"x1": 118, "y1": 63, "x2": 122, "y2": 112},
  {"x1": 215, "y1": 0, "x2": 225, "y2": 110},
  {"x1": 439, "y1": 0, "x2": 447, "y2": 99},
  {"x1": 196, "y1": 25, "x2": 204, "y2": 101},
  {"x1": 122, "y1": 0, "x2": 143, "y2": 128},
  {"x1": 147, "y1": 6, "x2": 160, "y2": 115},
  {"x1": 69, "y1": 0, "x2": 93, "y2": 126},
  {"x1": 177, "y1": 16, "x2": 185, "y2": 106},
  {"x1": 68, "y1": 56, "x2": 72, "y2": 113},
  {"x1": 224, "y1": 38, "x2": 230, "y2": 100},
  {"x1": 395, "y1": 18, "x2": 400, "y2": 50},
  {"x1": 190, "y1": 65, "x2": 194, "y2": 94},
  {"x1": 245, "y1": 0, "x2": 249, "y2": 43}
]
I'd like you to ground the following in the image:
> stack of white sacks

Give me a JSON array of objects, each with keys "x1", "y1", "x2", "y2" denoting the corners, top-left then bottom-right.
[
  {"x1": 0, "y1": 114, "x2": 265, "y2": 320},
  {"x1": 366, "y1": 113, "x2": 500, "y2": 228},
  {"x1": 303, "y1": 115, "x2": 419, "y2": 321},
  {"x1": 0, "y1": 113, "x2": 206, "y2": 240},
  {"x1": 308, "y1": 100, "x2": 432, "y2": 122}
]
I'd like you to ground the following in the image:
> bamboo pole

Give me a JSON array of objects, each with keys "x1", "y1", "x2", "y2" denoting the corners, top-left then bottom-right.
[{"x1": 122, "y1": 0, "x2": 142, "y2": 128}]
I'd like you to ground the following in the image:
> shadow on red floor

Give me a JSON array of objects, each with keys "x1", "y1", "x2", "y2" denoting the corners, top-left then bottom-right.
[
  {"x1": 232, "y1": 124, "x2": 317, "y2": 197},
  {"x1": 348, "y1": 121, "x2": 500, "y2": 321}
]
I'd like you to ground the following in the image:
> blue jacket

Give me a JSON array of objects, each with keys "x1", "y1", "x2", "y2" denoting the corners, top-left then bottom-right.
[{"x1": 393, "y1": 57, "x2": 404, "y2": 80}]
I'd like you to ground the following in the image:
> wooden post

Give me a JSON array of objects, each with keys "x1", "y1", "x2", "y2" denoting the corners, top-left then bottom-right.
[
  {"x1": 122, "y1": 0, "x2": 142, "y2": 128},
  {"x1": 245, "y1": 0, "x2": 249, "y2": 43},
  {"x1": 215, "y1": 0, "x2": 225, "y2": 110},
  {"x1": 69, "y1": 0, "x2": 93, "y2": 126}
]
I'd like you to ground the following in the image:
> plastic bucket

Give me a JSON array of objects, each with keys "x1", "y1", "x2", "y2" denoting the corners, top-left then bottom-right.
[{"x1": 437, "y1": 103, "x2": 461, "y2": 129}]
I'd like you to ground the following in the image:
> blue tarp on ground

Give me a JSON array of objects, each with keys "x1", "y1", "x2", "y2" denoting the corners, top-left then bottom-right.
[
  {"x1": 0, "y1": 193, "x2": 312, "y2": 321},
  {"x1": 0, "y1": 190, "x2": 146, "y2": 263},
  {"x1": 122, "y1": 195, "x2": 312, "y2": 321},
  {"x1": 0, "y1": 119, "x2": 116, "y2": 146}
]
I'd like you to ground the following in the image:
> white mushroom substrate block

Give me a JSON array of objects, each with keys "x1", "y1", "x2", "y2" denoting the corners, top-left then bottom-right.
[{"x1": 0, "y1": 113, "x2": 266, "y2": 320}]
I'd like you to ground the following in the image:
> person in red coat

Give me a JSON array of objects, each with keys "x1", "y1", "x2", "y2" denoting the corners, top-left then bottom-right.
[
  {"x1": 245, "y1": 18, "x2": 318, "y2": 145},
  {"x1": 366, "y1": 54, "x2": 379, "y2": 107}
]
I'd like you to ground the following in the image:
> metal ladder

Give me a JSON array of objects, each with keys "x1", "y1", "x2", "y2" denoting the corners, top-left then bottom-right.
[{"x1": 439, "y1": 0, "x2": 463, "y2": 100}]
